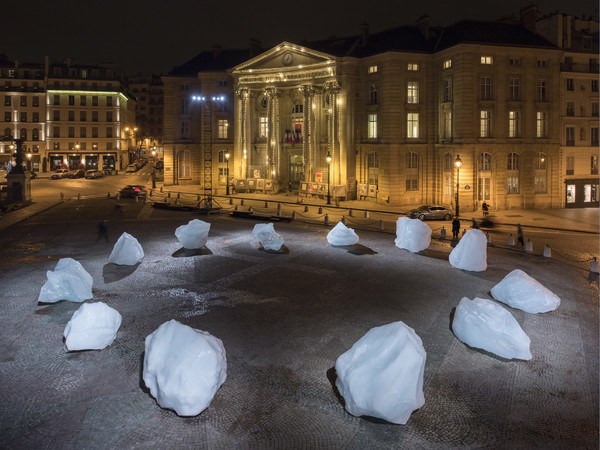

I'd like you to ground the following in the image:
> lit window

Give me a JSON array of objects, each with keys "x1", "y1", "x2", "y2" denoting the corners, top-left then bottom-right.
[
  {"x1": 443, "y1": 59, "x2": 452, "y2": 69},
  {"x1": 259, "y1": 117, "x2": 268, "y2": 138},
  {"x1": 508, "y1": 111, "x2": 520, "y2": 138},
  {"x1": 481, "y1": 56, "x2": 493, "y2": 64},
  {"x1": 407, "y1": 63, "x2": 419, "y2": 71},
  {"x1": 407, "y1": 113, "x2": 419, "y2": 138},
  {"x1": 536, "y1": 112, "x2": 547, "y2": 138},
  {"x1": 368, "y1": 114, "x2": 377, "y2": 139},
  {"x1": 407, "y1": 81, "x2": 419, "y2": 104},
  {"x1": 218, "y1": 120, "x2": 228, "y2": 139},
  {"x1": 368, "y1": 65, "x2": 378, "y2": 74}
]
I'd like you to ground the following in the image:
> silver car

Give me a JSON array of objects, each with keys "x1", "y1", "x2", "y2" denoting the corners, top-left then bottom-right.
[{"x1": 408, "y1": 205, "x2": 454, "y2": 221}]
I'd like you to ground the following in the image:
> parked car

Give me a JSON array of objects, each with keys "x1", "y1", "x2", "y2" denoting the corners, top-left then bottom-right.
[
  {"x1": 51, "y1": 169, "x2": 70, "y2": 179},
  {"x1": 408, "y1": 205, "x2": 454, "y2": 221},
  {"x1": 126, "y1": 164, "x2": 137, "y2": 172},
  {"x1": 85, "y1": 169, "x2": 104, "y2": 179},
  {"x1": 119, "y1": 184, "x2": 147, "y2": 197},
  {"x1": 67, "y1": 169, "x2": 85, "y2": 179}
]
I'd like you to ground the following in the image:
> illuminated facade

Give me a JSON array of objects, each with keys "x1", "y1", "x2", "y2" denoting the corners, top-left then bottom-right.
[
  {"x1": 0, "y1": 56, "x2": 135, "y2": 172},
  {"x1": 129, "y1": 74, "x2": 164, "y2": 159},
  {"x1": 163, "y1": 12, "x2": 598, "y2": 210}
]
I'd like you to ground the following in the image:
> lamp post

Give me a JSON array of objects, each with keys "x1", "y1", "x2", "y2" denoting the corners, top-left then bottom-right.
[
  {"x1": 326, "y1": 151, "x2": 332, "y2": 205},
  {"x1": 225, "y1": 151, "x2": 230, "y2": 195},
  {"x1": 454, "y1": 154, "x2": 462, "y2": 217}
]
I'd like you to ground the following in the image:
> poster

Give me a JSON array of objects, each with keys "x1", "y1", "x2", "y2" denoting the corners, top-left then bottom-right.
[
  {"x1": 265, "y1": 180, "x2": 273, "y2": 190},
  {"x1": 368, "y1": 184, "x2": 377, "y2": 197},
  {"x1": 358, "y1": 184, "x2": 367, "y2": 196},
  {"x1": 300, "y1": 183, "x2": 308, "y2": 193},
  {"x1": 315, "y1": 171, "x2": 323, "y2": 183},
  {"x1": 257, "y1": 179, "x2": 265, "y2": 190},
  {"x1": 248, "y1": 178, "x2": 256, "y2": 190},
  {"x1": 253, "y1": 169, "x2": 261, "y2": 178}
]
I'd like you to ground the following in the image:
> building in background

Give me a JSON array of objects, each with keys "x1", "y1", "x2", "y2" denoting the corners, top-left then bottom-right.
[
  {"x1": 129, "y1": 73, "x2": 164, "y2": 161},
  {"x1": 536, "y1": 9, "x2": 599, "y2": 207},
  {"x1": 0, "y1": 55, "x2": 135, "y2": 173}
]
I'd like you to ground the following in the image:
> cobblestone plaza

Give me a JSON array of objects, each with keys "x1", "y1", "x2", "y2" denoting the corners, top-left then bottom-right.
[{"x1": 0, "y1": 209, "x2": 597, "y2": 448}]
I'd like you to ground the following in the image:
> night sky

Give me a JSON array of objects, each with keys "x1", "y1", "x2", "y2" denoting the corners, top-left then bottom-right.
[{"x1": 3, "y1": 0, "x2": 598, "y2": 75}]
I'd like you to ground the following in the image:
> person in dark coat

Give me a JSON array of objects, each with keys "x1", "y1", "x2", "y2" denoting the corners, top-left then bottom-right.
[
  {"x1": 452, "y1": 217, "x2": 461, "y2": 239},
  {"x1": 517, "y1": 224, "x2": 524, "y2": 247},
  {"x1": 97, "y1": 219, "x2": 108, "y2": 242}
]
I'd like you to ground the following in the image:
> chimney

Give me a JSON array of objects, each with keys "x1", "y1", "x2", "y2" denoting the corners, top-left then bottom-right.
[
  {"x1": 249, "y1": 38, "x2": 262, "y2": 58},
  {"x1": 361, "y1": 22, "x2": 369, "y2": 46},
  {"x1": 212, "y1": 44, "x2": 223, "y2": 60},
  {"x1": 520, "y1": 4, "x2": 539, "y2": 32},
  {"x1": 416, "y1": 14, "x2": 430, "y2": 39}
]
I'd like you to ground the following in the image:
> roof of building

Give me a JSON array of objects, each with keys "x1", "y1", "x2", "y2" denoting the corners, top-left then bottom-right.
[{"x1": 167, "y1": 19, "x2": 557, "y2": 76}]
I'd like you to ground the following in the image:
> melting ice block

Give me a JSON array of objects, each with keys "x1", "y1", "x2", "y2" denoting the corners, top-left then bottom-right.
[
  {"x1": 449, "y1": 228, "x2": 487, "y2": 271},
  {"x1": 64, "y1": 302, "x2": 122, "y2": 351},
  {"x1": 452, "y1": 297, "x2": 532, "y2": 360},
  {"x1": 395, "y1": 217, "x2": 431, "y2": 253},
  {"x1": 108, "y1": 232, "x2": 144, "y2": 265},
  {"x1": 327, "y1": 222, "x2": 359, "y2": 246},
  {"x1": 37, "y1": 258, "x2": 93, "y2": 303},
  {"x1": 335, "y1": 321, "x2": 426, "y2": 424},
  {"x1": 491, "y1": 269, "x2": 560, "y2": 313},
  {"x1": 143, "y1": 319, "x2": 227, "y2": 417},
  {"x1": 175, "y1": 219, "x2": 211, "y2": 250},
  {"x1": 252, "y1": 223, "x2": 284, "y2": 251}
]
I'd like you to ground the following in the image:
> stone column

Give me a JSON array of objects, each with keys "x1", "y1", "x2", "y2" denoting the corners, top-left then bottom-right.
[
  {"x1": 265, "y1": 87, "x2": 281, "y2": 181},
  {"x1": 236, "y1": 88, "x2": 250, "y2": 179},
  {"x1": 326, "y1": 81, "x2": 341, "y2": 185},
  {"x1": 301, "y1": 85, "x2": 315, "y2": 182}
]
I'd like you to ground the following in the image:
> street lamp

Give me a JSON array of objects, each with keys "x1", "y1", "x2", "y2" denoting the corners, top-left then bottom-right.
[
  {"x1": 225, "y1": 151, "x2": 230, "y2": 195},
  {"x1": 26, "y1": 153, "x2": 32, "y2": 171},
  {"x1": 454, "y1": 154, "x2": 462, "y2": 217},
  {"x1": 326, "y1": 151, "x2": 332, "y2": 205}
]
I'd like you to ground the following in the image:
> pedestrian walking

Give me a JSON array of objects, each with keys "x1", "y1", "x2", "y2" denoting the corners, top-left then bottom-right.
[
  {"x1": 517, "y1": 224, "x2": 524, "y2": 247},
  {"x1": 96, "y1": 219, "x2": 108, "y2": 242},
  {"x1": 482, "y1": 202, "x2": 489, "y2": 216},
  {"x1": 452, "y1": 217, "x2": 461, "y2": 239}
]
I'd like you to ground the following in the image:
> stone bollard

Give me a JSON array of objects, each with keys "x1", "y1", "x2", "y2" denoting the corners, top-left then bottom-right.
[
  {"x1": 525, "y1": 239, "x2": 533, "y2": 252},
  {"x1": 462, "y1": 228, "x2": 467, "y2": 237},
  {"x1": 591, "y1": 257, "x2": 599, "y2": 273},
  {"x1": 364, "y1": 210, "x2": 370, "y2": 218},
  {"x1": 440, "y1": 227, "x2": 446, "y2": 239},
  {"x1": 234, "y1": 205, "x2": 238, "y2": 211},
  {"x1": 508, "y1": 234, "x2": 515, "y2": 246},
  {"x1": 341, "y1": 216, "x2": 346, "y2": 225},
  {"x1": 349, "y1": 209, "x2": 354, "y2": 217},
  {"x1": 378, "y1": 220, "x2": 384, "y2": 231},
  {"x1": 229, "y1": 198, "x2": 233, "y2": 205},
  {"x1": 292, "y1": 211, "x2": 297, "y2": 220},
  {"x1": 265, "y1": 201, "x2": 269, "y2": 208},
  {"x1": 160, "y1": 186, "x2": 163, "y2": 193},
  {"x1": 486, "y1": 232, "x2": 491, "y2": 244},
  {"x1": 318, "y1": 206, "x2": 323, "y2": 214},
  {"x1": 324, "y1": 214, "x2": 329, "y2": 226},
  {"x1": 543, "y1": 245, "x2": 551, "y2": 258},
  {"x1": 304, "y1": 205, "x2": 309, "y2": 213}
]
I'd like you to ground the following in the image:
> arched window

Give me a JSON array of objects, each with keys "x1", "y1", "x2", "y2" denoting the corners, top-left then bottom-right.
[
  {"x1": 178, "y1": 149, "x2": 191, "y2": 179},
  {"x1": 507, "y1": 152, "x2": 519, "y2": 170},
  {"x1": 20, "y1": 128, "x2": 27, "y2": 140},
  {"x1": 369, "y1": 84, "x2": 378, "y2": 105},
  {"x1": 534, "y1": 153, "x2": 547, "y2": 193},
  {"x1": 507, "y1": 152, "x2": 520, "y2": 193},
  {"x1": 478, "y1": 153, "x2": 491, "y2": 171},
  {"x1": 406, "y1": 152, "x2": 418, "y2": 190},
  {"x1": 32, "y1": 128, "x2": 39, "y2": 141}
]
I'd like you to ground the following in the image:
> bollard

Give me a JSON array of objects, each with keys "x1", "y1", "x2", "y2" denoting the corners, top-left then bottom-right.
[
  {"x1": 378, "y1": 220, "x2": 384, "y2": 231},
  {"x1": 508, "y1": 234, "x2": 515, "y2": 246},
  {"x1": 349, "y1": 209, "x2": 353, "y2": 217},
  {"x1": 440, "y1": 227, "x2": 446, "y2": 239},
  {"x1": 324, "y1": 214, "x2": 329, "y2": 226},
  {"x1": 591, "y1": 257, "x2": 599, "y2": 273},
  {"x1": 486, "y1": 232, "x2": 491, "y2": 244},
  {"x1": 160, "y1": 186, "x2": 163, "y2": 193},
  {"x1": 265, "y1": 201, "x2": 269, "y2": 208},
  {"x1": 229, "y1": 198, "x2": 233, "y2": 205},
  {"x1": 318, "y1": 206, "x2": 323, "y2": 214},
  {"x1": 462, "y1": 228, "x2": 467, "y2": 237},
  {"x1": 364, "y1": 210, "x2": 370, "y2": 218},
  {"x1": 292, "y1": 211, "x2": 297, "y2": 220},
  {"x1": 234, "y1": 205, "x2": 238, "y2": 211},
  {"x1": 304, "y1": 205, "x2": 309, "y2": 213},
  {"x1": 525, "y1": 239, "x2": 533, "y2": 252},
  {"x1": 543, "y1": 245, "x2": 551, "y2": 258},
  {"x1": 341, "y1": 216, "x2": 346, "y2": 225}
]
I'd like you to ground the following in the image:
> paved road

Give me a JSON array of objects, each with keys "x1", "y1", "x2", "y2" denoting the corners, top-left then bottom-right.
[{"x1": 0, "y1": 201, "x2": 597, "y2": 449}]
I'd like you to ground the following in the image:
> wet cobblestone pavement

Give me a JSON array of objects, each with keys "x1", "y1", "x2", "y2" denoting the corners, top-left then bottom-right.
[{"x1": 0, "y1": 203, "x2": 597, "y2": 449}]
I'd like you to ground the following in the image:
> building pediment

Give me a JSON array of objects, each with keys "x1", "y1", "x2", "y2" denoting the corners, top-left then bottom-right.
[{"x1": 231, "y1": 42, "x2": 336, "y2": 86}]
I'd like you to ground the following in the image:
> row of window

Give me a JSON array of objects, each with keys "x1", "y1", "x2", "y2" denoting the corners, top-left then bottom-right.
[
  {"x1": 4, "y1": 111, "x2": 41, "y2": 122},
  {"x1": 50, "y1": 142, "x2": 114, "y2": 151},
  {"x1": 51, "y1": 94, "x2": 113, "y2": 107},
  {"x1": 565, "y1": 127, "x2": 599, "y2": 146},
  {"x1": 46, "y1": 110, "x2": 115, "y2": 122},
  {"x1": 566, "y1": 78, "x2": 599, "y2": 92},
  {"x1": 4, "y1": 95, "x2": 41, "y2": 107},
  {"x1": 443, "y1": 57, "x2": 549, "y2": 70},
  {"x1": 50, "y1": 126, "x2": 115, "y2": 138}
]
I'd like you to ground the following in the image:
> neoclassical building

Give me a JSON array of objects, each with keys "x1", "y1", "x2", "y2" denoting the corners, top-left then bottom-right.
[{"x1": 162, "y1": 12, "x2": 598, "y2": 210}]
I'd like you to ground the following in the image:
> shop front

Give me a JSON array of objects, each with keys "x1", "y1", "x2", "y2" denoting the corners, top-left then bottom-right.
[{"x1": 565, "y1": 178, "x2": 599, "y2": 208}]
